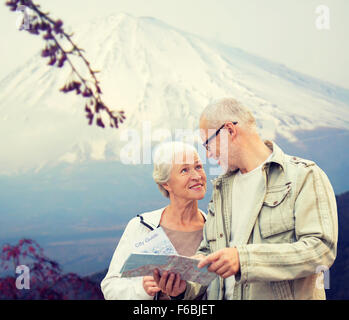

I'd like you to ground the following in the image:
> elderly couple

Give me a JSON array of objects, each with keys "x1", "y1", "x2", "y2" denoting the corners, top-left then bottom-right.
[{"x1": 101, "y1": 98, "x2": 338, "y2": 300}]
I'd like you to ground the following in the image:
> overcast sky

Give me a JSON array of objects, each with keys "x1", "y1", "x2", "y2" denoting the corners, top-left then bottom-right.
[{"x1": 1, "y1": 0, "x2": 348, "y2": 89}]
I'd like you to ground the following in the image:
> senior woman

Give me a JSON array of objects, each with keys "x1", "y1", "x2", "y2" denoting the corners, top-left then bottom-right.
[{"x1": 101, "y1": 141, "x2": 207, "y2": 300}]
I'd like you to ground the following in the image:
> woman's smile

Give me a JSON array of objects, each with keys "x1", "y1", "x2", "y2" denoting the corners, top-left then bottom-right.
[{"x1": 189, "y1": 183, "x2": 204, "y2": 190}]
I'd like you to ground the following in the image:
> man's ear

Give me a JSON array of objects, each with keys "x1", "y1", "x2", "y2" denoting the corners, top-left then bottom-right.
[{"x1": 226, "y1": 122, "x2": 237, "y2": 137}]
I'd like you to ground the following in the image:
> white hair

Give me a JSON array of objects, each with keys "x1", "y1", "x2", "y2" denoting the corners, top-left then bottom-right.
[
  {"x1": 200, "y1": 97, "x2": 257, "y2": 132},
  {"x1": 152, "y1": 141, "x2": 199, "y2": 198}
]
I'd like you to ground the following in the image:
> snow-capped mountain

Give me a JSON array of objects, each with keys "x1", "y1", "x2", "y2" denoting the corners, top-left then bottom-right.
[
  {"x1": 1, "y1": 12, "x2": 349, "y2": 174},
  {"x1": 1, "y1": 13, "x2": 349, "y2": 276}
]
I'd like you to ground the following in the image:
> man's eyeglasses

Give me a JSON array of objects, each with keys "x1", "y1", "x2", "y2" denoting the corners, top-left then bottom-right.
[{"x1": 202, "y1": 122, "x2": 238, "y2": 151}]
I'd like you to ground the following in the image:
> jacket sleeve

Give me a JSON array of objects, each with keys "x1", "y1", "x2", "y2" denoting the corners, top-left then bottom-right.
[
  {"x1": 235, "y1": 164, "x2": 338, "y2": 284},
  {"x1": 100, "y1": 218, "x2": 153, "y2": 300},
  {"x1": 183, "y1": 210, "x2": 212, "y2": 300}
]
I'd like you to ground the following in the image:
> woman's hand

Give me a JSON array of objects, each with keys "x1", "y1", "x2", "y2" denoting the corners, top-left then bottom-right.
[
  {"x1": 142, "y1": 275, "x2": 161, "y2": 297},
  {"x1": 153, "y1": 269, "x2": 187, "y2": 297}
]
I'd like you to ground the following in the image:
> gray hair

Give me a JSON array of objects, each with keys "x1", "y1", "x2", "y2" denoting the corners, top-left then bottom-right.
[
  {"x1": 200, "y1": 97, "x2": 257, "y2": 132},
  {"x1": 152, "y1": 141, "x2": 199, "y2": 198}
]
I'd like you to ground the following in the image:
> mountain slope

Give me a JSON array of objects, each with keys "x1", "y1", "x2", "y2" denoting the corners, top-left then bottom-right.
[{"x1": 0, "y1": 13, "x2": 348, "y2": 174}]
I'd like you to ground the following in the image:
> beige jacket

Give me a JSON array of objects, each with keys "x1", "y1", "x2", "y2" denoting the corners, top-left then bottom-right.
[{"x1": 184, "y1": 141, "x2": 338, "y2": 300}]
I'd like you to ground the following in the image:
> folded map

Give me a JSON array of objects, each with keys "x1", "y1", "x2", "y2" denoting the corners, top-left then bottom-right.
[
  {"x1": 133, "y1": 227, "x2": 177, "y2": 255},
  {"x1": 120, "y1": 253, "x2": 216, "y2": 286}
]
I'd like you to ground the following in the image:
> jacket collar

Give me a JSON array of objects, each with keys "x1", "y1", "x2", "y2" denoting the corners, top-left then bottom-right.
[
  {"x1": 211, "y1": 140, "x2": 285, "y2": 189},
  {"x1": 140, "y1": 207, "x2": 207, "y2": 229},
  {"x1": 139, "y1": 207, "x2": 166, "y2": 229},
  {"x1": 264, "y1": 140, "x2": 285, "y2": 171}
]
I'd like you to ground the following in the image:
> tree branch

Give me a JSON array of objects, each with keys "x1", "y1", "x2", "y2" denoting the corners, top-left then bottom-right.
[{"x1": 5, "y1": 0, "x2": 126, "y2": 129}]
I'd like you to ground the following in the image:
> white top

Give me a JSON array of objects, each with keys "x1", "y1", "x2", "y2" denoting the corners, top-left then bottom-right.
[
  {"x1": 101, "y1": 207, "x2": 207, "y2": 300},
  {"x1": 224, "y1": 152, "x2": 273, "y2": 299}
]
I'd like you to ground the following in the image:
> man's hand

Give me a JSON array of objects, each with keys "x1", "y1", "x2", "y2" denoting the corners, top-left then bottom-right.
[
  {"x1": 153, "y1": 269, "x2": 186, "y2": 297},
  {"x1": 142, "y1": 275, "x2": 161, "y2": 297},
  {"x1": 197, "y1": 247, "x2": 240, "y2": 278}
]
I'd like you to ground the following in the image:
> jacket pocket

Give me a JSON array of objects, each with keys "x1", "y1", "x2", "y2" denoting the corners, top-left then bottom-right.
[{"x1": 259, "y1": 184, "x2": 295, "y2": 241}]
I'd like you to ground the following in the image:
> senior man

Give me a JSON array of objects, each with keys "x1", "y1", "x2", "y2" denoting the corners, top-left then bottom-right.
[{"x1": 154, "y1": 97, "x2": 338, "y2": 300}]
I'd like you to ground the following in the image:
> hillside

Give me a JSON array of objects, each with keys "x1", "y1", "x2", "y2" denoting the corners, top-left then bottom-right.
[{"x1": 1, "y1": 13, "x2": 349, "y2": 175}]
